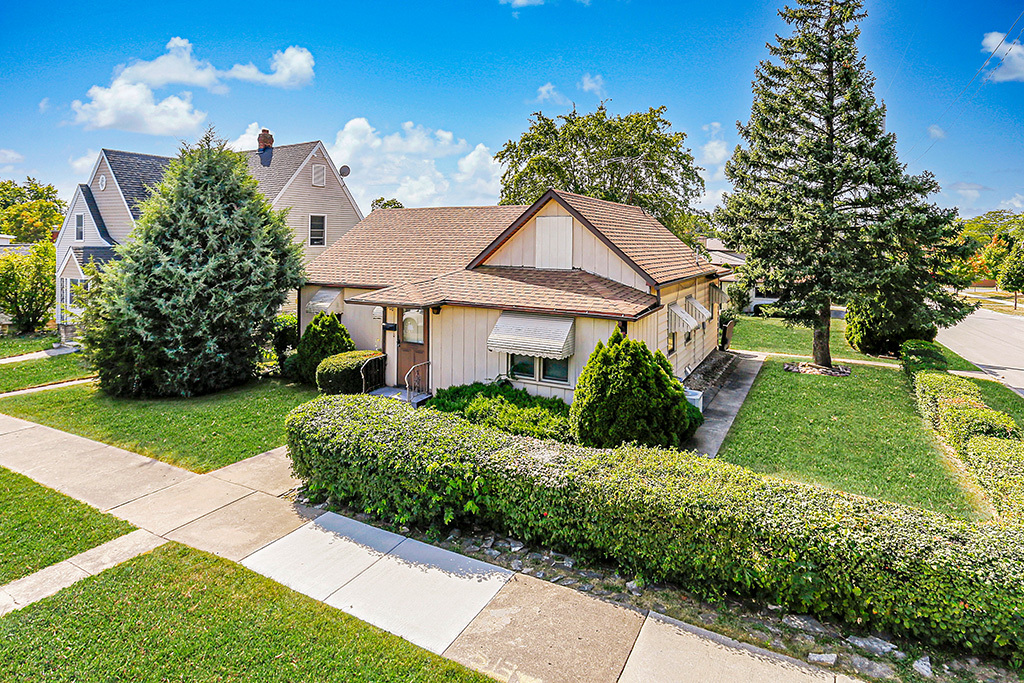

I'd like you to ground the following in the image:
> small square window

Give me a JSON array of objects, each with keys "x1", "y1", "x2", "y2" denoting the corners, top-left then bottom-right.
[
  {"x1": 309, "y1": 215, "x2": 326, "y2": 246},
  {"x1": 510, "y1": 354, "x2": 536, "y2": 380},
  {"x1": 542, "y1": 357, "x2": 569, "y2": 383},
  {"x1": 312, "y1": 164, "x2": 326, "y2": 187},
  {"x1": 75, "y1": 214, "x2": 84, "y2": 241}
]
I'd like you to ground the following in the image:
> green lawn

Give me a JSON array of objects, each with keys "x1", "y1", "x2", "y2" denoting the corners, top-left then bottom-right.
[
  {"x1": 969, "y1": 377, "x2": 1024, "y2": 426},
  {"x1": 0, "y1": 467, "x2": 134, "y2": 585},
  {"x1": 0, "y1": 543, "x2": 490, "y2": 682},
  {"x1": 729, "y1": 315, "x2": 977, "y2": 370},
  {"x1": 718, "y1": 359, "x2": 978, "y2": 519},
  {"x1": 0, "y1": 379, "x2": 319, "y2": 473},
  {"x1": 0, "y1": 353, "x2": 95, "y2": 393},
  {"x1": 0, "y1": 333, "x2": 59, "y2": 359}
]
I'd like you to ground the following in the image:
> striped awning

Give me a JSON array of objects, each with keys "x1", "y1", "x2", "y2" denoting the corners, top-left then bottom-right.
[
  {"x1": 709, "y1": 283, "x2": 729, "y2": 305},
  {"x1": 487, "y1": 312, "x2": 575, "y2": 359},
  {"x1": 685, "y1": 295, "x2": 712, "y2": 323},
  {"x1": 305, "y1": 287, "x2": 344, "y2": 315},
  {"x1": 668, "y1": 303, "x2": 699, "y2": 333}
]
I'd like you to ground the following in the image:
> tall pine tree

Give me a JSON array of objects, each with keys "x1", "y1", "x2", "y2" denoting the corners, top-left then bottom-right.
[
  {"x1": 718, "y1": 0, "x2": 972, "y2": 366},
  {"x1": 79, "y1": 130, "x2": 305, "y2": 397}
]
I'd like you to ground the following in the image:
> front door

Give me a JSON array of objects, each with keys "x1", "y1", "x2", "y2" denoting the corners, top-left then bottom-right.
[{"x1": 397, "y1": 308, "x2": 429, "y2": 390}]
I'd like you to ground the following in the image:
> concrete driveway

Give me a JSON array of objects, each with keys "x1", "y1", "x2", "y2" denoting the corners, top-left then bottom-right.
[{"x1": 937, "y1": 308, "x2": 1024, "y2": 397}]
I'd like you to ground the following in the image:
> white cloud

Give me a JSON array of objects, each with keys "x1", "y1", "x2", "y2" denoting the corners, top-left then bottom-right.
[
  {"x1": 927, "y1": 124, "x2": 947, "y2": 140},
  {"x1": 983, "y1": 32, "x2": 1024, "y2": 82},
  {"x1": 69, "y1": 150, "x2": 99, "y2": 175},
  {"x1": 1000, "y1": 193, "x2": 1024, "y2": 210},
  {"x1": 700, "y1": 122, "x2": 729, "y2": 173},
  {"x1": 536, "y1": 82, "x2": 569, "y2": 105},
  {"x1": 71, "y1": 38, "x2": 315, "y2": 136},
  {"x1": 72, "y1": 80, "x2": 206, "y2": 135},
  {"x1": 578, "y1": 73, "x2": 605, "y2": 97},
  {"x1": 228, "y1": 122, "x2": 263, "y2": 151},
  {"x1": 0, "y1": 149, "x2": 24, "y2": 164},
  {"x1": 949, "y1": 181, "x2": 991, "y2": 203},
  {"x1": 38, "y1": 98, "x2": 49, "y2": 113},
  {"x1": 499, "y1": 0, "x2": 546, "y2": 6},
  {"x1": 327, "y1": 117, "x2": 503, "y2": 208},
  {"x1": 223, "y1": 46, "x2": 315, "y2": 89}
]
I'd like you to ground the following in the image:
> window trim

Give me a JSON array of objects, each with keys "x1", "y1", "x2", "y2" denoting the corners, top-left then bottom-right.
[
  {"x1": 668, "y1": 330, "x2": 677, "y2": 355},
  {"x1": 308, "y1": 214, "x2": 326, "y2": 246},
  {"x1": 75, "y1": 214, "x2": 84, "y2": 241},
  {"x1": 311, "y1": 164, "x2": 326, "y2": 187},
  {"x1": 508, "y1": 354, "x2": 571, "y2": 386}
]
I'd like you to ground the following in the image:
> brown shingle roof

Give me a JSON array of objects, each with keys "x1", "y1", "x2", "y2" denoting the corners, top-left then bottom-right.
[
  {"x1": 550, "y1": 190, "x2": 716, "y2": 286},
  {"x1": 305, "y1": 205, "x2": 528, "y2": 288},
  {"x1": 347, "y1": 266, "x2": 657, "y2": 320}
]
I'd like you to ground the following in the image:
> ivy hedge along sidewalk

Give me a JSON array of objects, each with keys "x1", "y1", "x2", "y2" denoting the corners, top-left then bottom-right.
[{"x1": 286, "y1": 394, "x2": 1024, "y2": 664}]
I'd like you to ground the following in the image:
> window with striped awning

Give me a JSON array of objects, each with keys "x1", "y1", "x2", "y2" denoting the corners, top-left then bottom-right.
[
  {"x1": 668, "y1": 302, "x2": 699, "y2": 333},
  {"x1": 709, "y1": 283, "x2": 729, "y2": 305},
  {"x1": 684, "y1": 295, "x2": 712, "y2": 323},
  {"x1": 487, "y1": 312, "x2": 575, "y2": 359}
]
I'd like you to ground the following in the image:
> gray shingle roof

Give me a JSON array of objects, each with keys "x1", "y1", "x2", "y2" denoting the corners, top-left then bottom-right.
[
  {"x1": 71, "y1": 246, "x2": 119, "y2": 268},
  {"x1": 0, "y1": 244, "x2": 32, "y2": 257},
  {"x1": 79, "y1": 184, "x2": 117, "y2": 244},
  {"x1": 101, "y1": 141, "x2": 321, "y2": 220}
]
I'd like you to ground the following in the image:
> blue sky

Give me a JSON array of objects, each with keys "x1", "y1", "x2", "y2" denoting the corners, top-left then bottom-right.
[{"x1": 2, "y1": 0, "x2": 1023, "y2": 218}]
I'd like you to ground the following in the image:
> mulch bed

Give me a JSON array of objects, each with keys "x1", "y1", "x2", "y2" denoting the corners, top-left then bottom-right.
[{"x1": 783, "y1": 362, "x2": 851, "y2": 377}]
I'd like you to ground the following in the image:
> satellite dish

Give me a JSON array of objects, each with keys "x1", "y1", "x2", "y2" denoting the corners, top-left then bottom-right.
[{"x1": 338, "y1": 165, "x2": 351, "y2": 177}]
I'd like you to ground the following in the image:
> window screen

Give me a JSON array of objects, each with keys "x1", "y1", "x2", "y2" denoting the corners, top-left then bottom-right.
[{"x1": 309, "y1": 215, "x2": 326, "y2": 246}]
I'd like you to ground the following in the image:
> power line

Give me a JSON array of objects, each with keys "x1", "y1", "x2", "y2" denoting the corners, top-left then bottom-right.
[{"x1": 904, "y1": 7, "x2": 1024, "y2": 160}]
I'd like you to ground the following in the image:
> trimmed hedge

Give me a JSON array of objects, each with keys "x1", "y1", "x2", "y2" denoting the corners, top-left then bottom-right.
[
  {"x1": 286, "y1": 395, "x2": 1024, "y2": 660},
  {"x1": 937, "y1": 400, "x2": 1020, "y2": 454},
  {"x1": 965, "y1": 437, "x2": 1024, "y2": 523},
  {"x1": 901, "y1": 339, "x2": 948, "y2": 376},
  {"x1": 316, "y1": 350, "x2": 383, "y2": 395},
  {"x1": 913, "y1": 371, "x2": 982, "y2": 428}
]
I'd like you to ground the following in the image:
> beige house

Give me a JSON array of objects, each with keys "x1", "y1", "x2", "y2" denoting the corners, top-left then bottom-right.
[
  {"x1": 55, "y1": 141, "x2": 362, "y2": 339},
  {"x1": 301, "y1": 189, "x2": 727, "y2": 403}
]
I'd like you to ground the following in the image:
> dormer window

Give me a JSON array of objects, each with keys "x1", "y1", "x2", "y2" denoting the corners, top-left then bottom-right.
[
  {"x1": 312, "y1": 164, "x2": 326, "y2": 187},
  {"x1": 75, "y1": 214, "x2": 84, "y2": 241}
]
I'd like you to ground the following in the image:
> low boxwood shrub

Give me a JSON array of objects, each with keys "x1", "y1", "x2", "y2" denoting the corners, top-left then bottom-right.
[
  {"x1": 913, "y1": 371, "x2": 982, "y2": 428},
  {"x1": 295, "y1": 312, "x2": 355, "y2": 384},
  {"x1": 316, "y1": 350, "x2": 383, "y2": 395},
  {"x1": 286, "y1": 395, "x2": 1024, "y2": 661},
  {"x1": 964, "y1": 436, "x2": 1024, "y2": 523},
  {"x1": 427, "y1": 382, "x2": 573, "y2": 443},
  {"x1": 901, "y1": 339, "x2": 948, "y2": 376},
  {"x1": 937, "y1": 400, "x2": 1020, "y2": 454}
]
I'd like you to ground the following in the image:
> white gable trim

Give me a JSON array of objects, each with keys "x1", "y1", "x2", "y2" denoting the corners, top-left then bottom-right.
[
  {"x1": 271, "y1": 142, "x2": 364, "y2": 221},
  {"x1": 57, "y1": 248, "x2": 82, "y2": 280},
  {"x1": 54, "y1": 185, "x2": 85, "y2": 248},
  {"x1": 270, "y1": 143, "x2": 322, "y2": 205}
]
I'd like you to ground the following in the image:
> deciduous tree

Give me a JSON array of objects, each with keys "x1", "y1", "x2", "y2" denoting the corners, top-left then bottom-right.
[
  {"x1": 717, "y1": 0, "x2": 972, "y2": 366},
  {"x1": 0, "y1": 177, "x2": 66, "y2": 243},
  {"x1": 998, "y1": 244, "x2": 1024, "y2": 310},
  {"x1": 370, "y1": 197, "x2": 404, "y2": 211},
  {"x1": 0, "y1": 240, "x2": 56, "y2": 333}
]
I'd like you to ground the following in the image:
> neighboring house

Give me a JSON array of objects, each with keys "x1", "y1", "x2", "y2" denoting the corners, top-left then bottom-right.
[
  {"x1": 702, "y1": 237, "x2": 777, "y2": 313},
  {"x1": 54, "y1": 141, "x2": 363, "y2": 340},
  {"x1": 301, "y1": 189, "x2": 728, "y2": 403},
  {"x1": 0, "y1": 234, "x2": 35, "y2": 333}
]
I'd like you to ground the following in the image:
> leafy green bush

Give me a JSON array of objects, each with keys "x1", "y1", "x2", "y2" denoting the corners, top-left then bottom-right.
[
  {"x1": 316, "y1": 350, "x2": 383, "y2": 395},
  {"x1": 681, "y1": 400, "x2": 704, "y2": 441},
  {"x1": 281, "y1": 353, "x2": 300, "y2": 380},
  {"x1": 937, "y1": 400, "x2": 1020, "y2": 454},
  {"x1": 900, "y1": 339, "x2": 948, "y2": 376},
  {"x1": 570, "y1": 329, "x2": 695, "y2": 448},
  {"x1": 912, "y1": 371, "x2": 981, "y2": 428},
  {"x1": 426, "y1": 382, "x2": 572, "y2": 442},
  {"x1": 272, "y1": 314, "x2": 298, "y2": 366},
  {"x1": 295, "y1": 313, "x2": 354, "y2": 384},
  {"x1": 845, "y1": 296, "x2": 938, "y2": 357},
  {"x1": 286, "y1": 395, "x2": 1024, "y2": 660},
  {"x1": 964, "y1": 436, "x2": 1024, "y2": 523}
]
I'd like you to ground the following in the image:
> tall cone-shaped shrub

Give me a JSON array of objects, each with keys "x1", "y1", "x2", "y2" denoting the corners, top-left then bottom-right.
[
  {"x1": 717, "y1": 0, "x2": 971, "y2": 367},
  {"x1": 79, "y1": 129, "x2": 305, "y2": 397},
  {"x1": 570, "y1": 328, "x2": 698, "y2": 448}
]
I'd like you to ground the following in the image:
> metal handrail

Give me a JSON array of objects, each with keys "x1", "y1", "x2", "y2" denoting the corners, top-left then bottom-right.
[
  {"x1": 404, "y1": 360, "x2": 431, "y2": 403},
  {"x1": 360, "y1": 353, "x2": 386, "y2": 394}
]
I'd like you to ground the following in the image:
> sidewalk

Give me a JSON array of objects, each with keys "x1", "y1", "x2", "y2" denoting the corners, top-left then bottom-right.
[
  {"x1": 688, "y1": 351, "x2": 765, "y2": 457},
  {"x1": 0, "y1": 346, "x2": 76, "y2": 366},
  {"x1": 0, "y1": 412, "x2": 854, "y2": 683}
]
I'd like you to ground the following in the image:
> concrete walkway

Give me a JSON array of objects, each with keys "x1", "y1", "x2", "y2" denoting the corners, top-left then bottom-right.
[
  {"x1": 0, "y1": 413, "x2": 855, "y2": 683},
  {"x1": 0, "y1": 346, "x2": 76, "y2": 365},
  {"x1": 937, "y1": 307, "x2": 1024, "y2": 397},
  {"x1": 0, "y1": 377, "x2": 98, "y2": 399},
  {"x1": 688, "y1": 351, "x2": 765, "y2": 457}
]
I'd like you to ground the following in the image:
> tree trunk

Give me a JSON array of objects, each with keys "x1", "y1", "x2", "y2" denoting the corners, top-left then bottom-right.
[{"x1": 812, "y1": 303, "x2": 832, "y2": 367}]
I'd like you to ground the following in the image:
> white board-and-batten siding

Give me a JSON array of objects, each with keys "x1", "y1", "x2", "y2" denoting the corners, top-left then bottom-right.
[
  {"x1": 483, "y1": 199, "x2": 649, "y2": 291},
  {"x1": 275, "y1": 150, "x2": 361, "y2": 263},
  {"x1": 628, "y1": 278, "x2": 719, "y2": 379}
]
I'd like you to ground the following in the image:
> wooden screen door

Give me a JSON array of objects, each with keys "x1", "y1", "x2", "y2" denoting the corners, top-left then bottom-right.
[{"x1": 397, "y1": 308, "x2": 429, "y2": 388}]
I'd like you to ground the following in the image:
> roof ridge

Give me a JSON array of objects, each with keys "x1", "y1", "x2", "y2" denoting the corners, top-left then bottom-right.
[
  {"x1": 102, "y1": 148, "x2": 174, "y2": 160},
  {"x1": 553, "y1": 189, "x2": 647, "y2": 211}
]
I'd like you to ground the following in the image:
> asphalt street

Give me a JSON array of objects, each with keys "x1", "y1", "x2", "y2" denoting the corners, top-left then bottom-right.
[{"x1": 937, "y1": 308, "x2": 1024, "y2": 397}]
